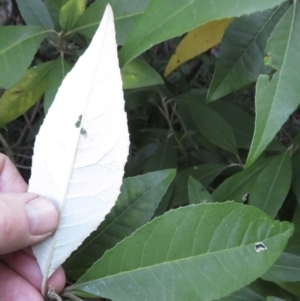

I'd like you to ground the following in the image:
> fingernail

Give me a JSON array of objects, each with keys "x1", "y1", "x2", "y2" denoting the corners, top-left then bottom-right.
[{"x1": 25, "y1": 197, "x2": 59, "y2": 236}]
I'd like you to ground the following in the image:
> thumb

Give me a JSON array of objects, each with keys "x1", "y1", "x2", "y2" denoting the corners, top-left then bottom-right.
[{"x1": 0, "y1": 193, "x2": 59, "y2": 254}]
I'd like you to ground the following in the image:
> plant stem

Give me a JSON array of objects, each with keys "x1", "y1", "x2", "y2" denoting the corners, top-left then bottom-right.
[{"x1": 159, "y1": 97, "x2": 188, "y2": 161}]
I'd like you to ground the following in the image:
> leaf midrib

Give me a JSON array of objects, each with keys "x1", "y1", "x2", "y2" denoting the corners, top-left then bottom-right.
[{"x1": 73, "y1": 230, "x2": 287, "y2": 287}]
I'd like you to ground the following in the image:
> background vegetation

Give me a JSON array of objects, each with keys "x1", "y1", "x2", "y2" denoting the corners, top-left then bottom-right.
[{"x1": 0, "y1": 0, "x2": 299, "y2": 300}]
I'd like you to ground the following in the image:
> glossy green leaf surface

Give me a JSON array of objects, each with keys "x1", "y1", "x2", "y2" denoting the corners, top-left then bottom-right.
[
  {"x1": 71, "y1": 0, "x2": 151, "y2": 45},
  {"x1": 0, "y1": 26, "x2": 48, "y2": 89},
  {"x1": 207, "y1": 4, "x2": 289, "y2": 102},
  {"x1": 119, "y1": 0, "x2": 287, "y2": 66},
  {"x1": 15, "y1": 0, "x2": 54, "y2": 29},
  {"x1": 44, "y1": 57, "x2": 72, "y2": 114},
  {"x1": 59, "y1": 0, "x2": 86, "y2": 32},
  {"x1": 212, "y1": 158, "x2": 270, "y2": 203},
  {"x1": 0, "y1": 62, "x2": 53, "y2": 126},
  {"x1": 188, "y1": 176, "x2": 213, "y2": 204},
  {"x1": 249, "y1": 152, "x2": 292, "y2": 217},
  {"x1": 68, "y1": 202, "x2": 293, "y2": 301},
  {"x1": 121, "y1": 59, "x2": 164, "y2": 89},
  {"x1": 170, "y1": 164, "x2": 226, "y2": 206},
  {"x1": 246, "y1": 3, "x2": 300, "y2": 167},
  {"x1": 64, "y1": 169, "x2": 176, "y2": 280}
]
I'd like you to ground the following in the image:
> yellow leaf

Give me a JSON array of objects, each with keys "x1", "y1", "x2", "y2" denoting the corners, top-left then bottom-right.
[{"x1": 164, "y1": 18, "x2": 234, "y2": 77}]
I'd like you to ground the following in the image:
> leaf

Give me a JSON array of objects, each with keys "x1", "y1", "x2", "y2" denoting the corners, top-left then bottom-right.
[
  {"x1": 212, "y1": 158, "x2": 271, "y2": 203},
  {"x1": 164, "y1": 18, "x2": 233, "y2": 77},
  {"x1": 170, "y1": 164, "x2": 226, "y2": 206},
  {"x1": 125, "y1": 143, "x2": 159, "y2": 176},
  {"x1": 263, "y1": 205, "x2": 300, "y2": 282},
  {"x1": 222, "y1": 279, "x2": 295, "y2": 301},
  {"x1": 188, "y1": 176, "x2": 213, "y2": 204},
  {"x1": 67, "y1": 202, "x2": 293, "y2": 301},
  {"x1": 246, "y1": 3, "x2": 300, "y2": 167},
  {"x1": 0, "y1": 62, "x2": 53, "y2": 126},
  {"x1": 210, "y1": 100, "x2": 285, "y2": 151},
  {"x1": 276, "y1": 282, "x2": 300, "y2": 297},
  {"x1": 207, "y1": 4, "x2": 290, "y2": 102},
  {"x1": 292, "y1": 152, "x2": 300, "y2": 206},
  {"x1": 44, "y1": 57, "x2": 72, "y2": 114},
  {"x1": 28, "y1": 5, "x2": 130, "y2": 294},
  {"x1": 71, "y1": 0, "x2": 151, "y2": 45},
  {"x1": 263, "y1": 252, "x2": 300, "y2": 282},
  {"x1": 0, "y1": 26, "x2": 48, "y2": 89},
  {"x1": 143, "y1": 138, "x2": 177, "y2": 173},
  {"x1": 15, "y1": 0, "x2": 54, "y2": 29},
  {"x1": 64, "y1": 169, "x2": 176, "y2": 280},
  {"x1": 118, "y1": 0, "x2": 287, "y2": 67},
  {"x1": 178, "y1": 95, "x2": 238, "y2": 155},
  {"x1": 44, "y1": 0, "x2": 68, "y2": 30},
  {"x1": 121, "y1": 59, "x2": 164, "y2": 89},
  {"x1": 220, "y1": 286, "x2": 265, "y2": 301},
  {"x1": 249, "y1": 152, "x2": 292, "y2": 217},
  {"x1": 59, "y1": 0, "x2": 86, "y2": 32}
]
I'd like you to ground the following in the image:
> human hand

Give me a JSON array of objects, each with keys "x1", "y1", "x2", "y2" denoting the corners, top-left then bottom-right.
[{"x1": 0, "y1": 153, "x2": 66, "y2": 301}]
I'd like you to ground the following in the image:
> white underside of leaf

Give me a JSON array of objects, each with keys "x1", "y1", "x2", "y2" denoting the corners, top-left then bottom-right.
[{"x1": 28, "y1": 5, "x2": 129, "y2": 293}]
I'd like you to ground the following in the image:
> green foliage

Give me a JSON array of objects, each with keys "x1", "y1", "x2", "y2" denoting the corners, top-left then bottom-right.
[
  {"x1": 67, "y1": 203, "x2": 293, "y2": 301},
  {"x1": 1, "y1": 0, "x2": 300, "y2": 300}
]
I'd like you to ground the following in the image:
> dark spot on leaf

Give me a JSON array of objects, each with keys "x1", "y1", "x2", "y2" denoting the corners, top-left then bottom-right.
[
  {"x1": 255, "y1": 242, "x2": 267, "y2": 252},
  {"x1": 80, "y1": 128, "x2": 87, "y2": 137},
  {"x1": 75, "y1": 115, "x2": 82, "y2": 128}
]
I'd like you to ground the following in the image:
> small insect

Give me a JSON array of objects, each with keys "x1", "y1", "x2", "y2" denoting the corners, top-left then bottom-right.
[
  {"x1": 255, "y1": 242, "x2": 267, "y2": 252},
  {"x1": 242, "y1": 193, "x2": 249, "y2": 203}
]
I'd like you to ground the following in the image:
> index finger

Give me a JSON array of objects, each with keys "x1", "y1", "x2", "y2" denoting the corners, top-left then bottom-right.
[{"x1": 0, "y1": 153, "x2": 27, "y2": 193}]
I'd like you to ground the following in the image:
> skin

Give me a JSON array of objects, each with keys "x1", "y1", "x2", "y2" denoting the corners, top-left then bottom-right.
[{"x1": 0, "y1": 153, "x2": 66, "y2": 301}]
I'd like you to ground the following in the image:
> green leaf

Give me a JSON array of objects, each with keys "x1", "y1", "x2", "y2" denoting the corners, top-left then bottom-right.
[
  {"x1": 125, "y1": 143, "x2": 159, "y2": 176},
  {"x1": 220, "y1": 286, "x2": 265, "y2": 301},
  {"x1": 59, "y1": 0, "x2": 86, "y2": 32},
  {"x1": 44, "y1": 0, "x2": 68, "y2": 30},
  {"x1": 178, "y1": 95, "x2": 238, "y2": 155},
  {"x1": 222, "y1": 279, "x2": 296, "y2": 301},
  {"x1": 67, "y1": 202, "x2": 293, "y2": 301},
  {"x1": 212, "y1": 158, "x2": 271, "y2": 203},
  {"x1": 0, "y1": 62, "x2": 53, "y2": 126},
  {"x1": 0, "y1": 26, "x2": 48, "y2": 89},
  {"x1": 71, "y1": 0, "x2": 151, "y2": 45},
  {"x1": 170, "y1": 164, "x2": 227, "y2": 206},
  {"x1": 263, "y1": 252, "x2": 300, "y2": 282},
  {"x1": 249, "y1": 152, "x2": 292, "y2": 217},
  {"x1": 121, "y1": 59, "x2": 164, "y2": 90},
  {"x1": 143, "y1": 138, "x2": 177, "y2": 173},
  {"x1": 207, "y1": 4, "x2": 290, "y2": 102},
  {"x1": 292, "y1": 152, "x2": 300, "y2": 206},
  {"x1": 15, "y1": 0, "x2": 54, "y2": 29},
  {"x1": 188, "y1": 176, "x2": 213, "y2": 204},
  {"x1": 210, "y1": 100, "x2": 255, "y2": 149},
  {"x1": 44, "y1": 57, "x2": 72, "y2": 114},
  {"x1": 276, "y1": 282, "x2": 300, "y2": 297},
  {"x1": 118, "y1": 0, "x2": 287, "y2": 67},
  {"x1": 246, "y1": 3, "x2": 300, "y2": 167},
  {"x1": 64, "y1": 169, "x2": 176, "y2": 280}
]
